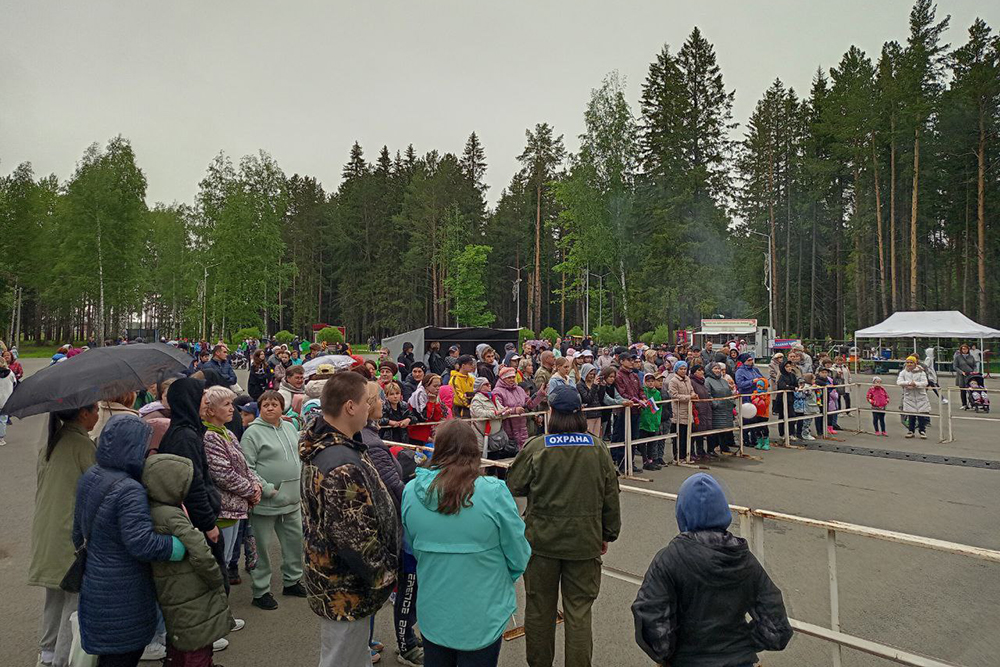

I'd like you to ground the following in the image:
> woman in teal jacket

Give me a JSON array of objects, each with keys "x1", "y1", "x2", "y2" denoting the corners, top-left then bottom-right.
[{"x1": 402, "y1": 420, "x2": 530, "y2": 665}]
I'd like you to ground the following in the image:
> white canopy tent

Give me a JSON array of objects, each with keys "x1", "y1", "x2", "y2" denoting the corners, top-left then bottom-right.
[{"x1": 854, "y1": 310, "x2": 1000, "y2": 373}]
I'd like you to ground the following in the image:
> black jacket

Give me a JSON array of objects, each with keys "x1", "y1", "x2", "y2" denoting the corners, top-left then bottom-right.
[
  {"x1": 361, "y1": 424, "x2": 405, "y2": 513},
  {"x1": 400, "y1": 373, "x2": 419, "y2": 403},
  {"x1": 577, "y1": 381, "x2": 602, "y2": 409},
  {"x1": 632, "y1": 531, "x2": 792, "y2": 667},
  {"x1": 425, "y1": 350, "x2": 446, "y2": 376},
  {"x1": 248, "y1": 363, "x2": 273, "y2": 400},
  {"x1": 158, "y1": 377, "x2": 222, "y2": 532},
  {"x1": 379, "y1": 401, "x2": 420, "y2": 444},
  {"x1": 476, "y1": 361, "x2": 498, "y2": 389},
  {"x1": 397, "y1": 352, "x2": 415, "y2": 377}
]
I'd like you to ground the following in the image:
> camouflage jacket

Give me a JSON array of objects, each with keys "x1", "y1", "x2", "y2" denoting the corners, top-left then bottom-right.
[{"x1": 299, "y1": 418, "x2": 401, "y2": 621}]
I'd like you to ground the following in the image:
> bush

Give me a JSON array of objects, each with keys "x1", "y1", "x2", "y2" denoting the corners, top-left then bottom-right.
[
  {"x1": 315, "y1": 327, "x2": 344, "y2": 344},
  {"x1": 274, "y1": 330, "x2": 295, "y2": 344},
  {"x1": 639, "y1": 331, "x2": 654, "y2": 345},
  {"x1": 539, "y1": 327, "x2": 559, "y2": 345},
  {"x1": 593, "y1": 325, "x2": 616, "y2": 346},
  {"x1": 565, "y1": 325, "x2": 584, "y2": 338},
  {"x1": 232, "y1": 326, "x2": 262, "y2": 344},
  {"x1": 518, "y1": 328, "x2": 535, "y2": 347},
  {"x1": 651, "y1": 325, "x2": 671, "y2": 346},
  {"x1": 613, "y1": 326, "x2": 628, "y2": 345}
]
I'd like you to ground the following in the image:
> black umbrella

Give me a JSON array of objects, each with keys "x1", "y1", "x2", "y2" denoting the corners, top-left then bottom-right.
[{"x1": 4, "y1": 343, "x2": 192, "y2": 419}]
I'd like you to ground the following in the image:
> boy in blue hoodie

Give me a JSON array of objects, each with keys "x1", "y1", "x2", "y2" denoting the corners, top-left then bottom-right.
[{"x1": 632, "y1": 473, "x2": 792, "y2": 667}]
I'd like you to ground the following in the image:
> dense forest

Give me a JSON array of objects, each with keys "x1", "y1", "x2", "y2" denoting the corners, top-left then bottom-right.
[{"x1": 1, "y1": 0, "x2": 997, "y2": 346}]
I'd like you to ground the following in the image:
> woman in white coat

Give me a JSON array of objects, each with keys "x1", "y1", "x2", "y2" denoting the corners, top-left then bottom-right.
[{"x1": 897, "y1": 356, "x2": 931, "y2": 439}]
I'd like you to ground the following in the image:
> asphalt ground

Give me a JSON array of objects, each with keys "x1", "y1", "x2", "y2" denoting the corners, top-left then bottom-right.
[{"x1": 1, "y1": 359, "x2": 997, "y2": 666}]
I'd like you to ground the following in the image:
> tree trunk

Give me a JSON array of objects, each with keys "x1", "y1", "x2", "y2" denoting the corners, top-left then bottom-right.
[
  {"x1": 810, "y1": 204, "x2": 817, "y2": 339},
  {"x1": 767, "y1": 154, "x2": 777, "y2": 329},
  {"x1": 96, "y1": 215, "x2": 105, "y2": 345},
  {"x1": 534, "y1": 184, "x2": 542, "y2": 331},
  {"x1": 889, "y1": 129, "x2": 897, "y2": 312},
  {"x1": 618, "y1": 256, "x2": 633, "y2": 344},
  {"x1": 871, "y1": 143, "x2": 888, "y2": 319},
  {"x1": 977, "y1": 110, "x2": 987, "y2": 322},
  {"x1": 854, "y1": 166, "x2": 864, "y2": 329},
  {"x1": 909, "y1": 126, "x2": 920, "y2": 310}
]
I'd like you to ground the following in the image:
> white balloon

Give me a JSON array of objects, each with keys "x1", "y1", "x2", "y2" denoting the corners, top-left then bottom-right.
[{"x1": 740, "y1": 403, "x2": 758, "y2": 420}]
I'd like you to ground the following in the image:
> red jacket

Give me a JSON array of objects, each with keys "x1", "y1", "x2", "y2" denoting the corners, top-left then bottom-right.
[
  {"x1": 407, "y1": 400, "x2": 446, "y2": 444},
  {"x1": 616, "y1": 367, "x2": 643, "y2": 403}
]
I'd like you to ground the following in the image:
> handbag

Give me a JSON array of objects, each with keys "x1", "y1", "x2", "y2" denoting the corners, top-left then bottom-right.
[{"x1": 60, "y1": 476, "x2": 124, "y2": 593}]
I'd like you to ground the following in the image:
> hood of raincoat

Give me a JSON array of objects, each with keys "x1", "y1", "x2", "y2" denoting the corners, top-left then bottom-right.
[
  {"x1": 142, "y1": 453, "x2": 193, "y2": 506},
  {"x1": 166, "y1": 377, "x2": 206, "y2": 435},
  {"x1": 675, "y1": 473, "x2": 732, "y2": 533},
  {"x1": 96, "y1": 414, "x2": 153, "y2": 480},
  {"x1": 409, "y1": 466, "x2": 442, "y2": 510},
  {"x1": 580, "y1": 363, "x2": 598, "y2": 383}
]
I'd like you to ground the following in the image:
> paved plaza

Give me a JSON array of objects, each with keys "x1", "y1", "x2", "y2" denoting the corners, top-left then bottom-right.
[{"x1": 1, "y1": 359, "x2": 996, "y2": 666}]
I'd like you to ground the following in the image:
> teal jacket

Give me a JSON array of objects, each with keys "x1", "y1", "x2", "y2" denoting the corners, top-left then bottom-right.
[
  {"x1": 402, "y1": 468, "x2": 531, "y2": 651},
  {"x1": 239, "y1": 417, "x2": 301, "y2": 515}
]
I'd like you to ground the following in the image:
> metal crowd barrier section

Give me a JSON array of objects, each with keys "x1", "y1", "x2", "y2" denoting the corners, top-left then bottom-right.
[{"x1": 612, "y1": 484, "x2": 994, "y2": 667}]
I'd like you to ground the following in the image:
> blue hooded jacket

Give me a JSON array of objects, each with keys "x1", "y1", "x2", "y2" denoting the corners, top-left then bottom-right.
[
  {"x1": 735, "y1": 362, "x2": 763, "y2": 404},
  {"x1": 675, "y1": 473, "x2": 732, "y2": 533},
  {"x1": 73, "y1": 414, "x2": 176, "y2": 655}
]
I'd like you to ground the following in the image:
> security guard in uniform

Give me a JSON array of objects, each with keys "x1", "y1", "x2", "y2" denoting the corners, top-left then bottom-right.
[{"x1": 507, "y1": 384, "x2": 622, "y2": 667}]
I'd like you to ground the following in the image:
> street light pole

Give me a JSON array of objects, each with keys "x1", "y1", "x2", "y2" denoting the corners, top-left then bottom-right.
[
  {"x1": 509, "y1": 265, "x2": 524, "y2": 330},
  {"x1": 747, "y1": 231, "x2": 773, "y2": 330}
]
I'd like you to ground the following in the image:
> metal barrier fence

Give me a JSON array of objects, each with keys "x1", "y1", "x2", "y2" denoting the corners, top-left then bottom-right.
[
  {"x1": 377, "y1": 378, "x2": 998, "y2": 666},
  {"x1": 381, "y1": 436, "x2": 997, "y2": 666}
]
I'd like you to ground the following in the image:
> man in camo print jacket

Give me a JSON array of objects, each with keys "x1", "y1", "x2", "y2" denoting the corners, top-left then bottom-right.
[{"x1": 299, "y1": 372, "x2": 401, "y2": 667}]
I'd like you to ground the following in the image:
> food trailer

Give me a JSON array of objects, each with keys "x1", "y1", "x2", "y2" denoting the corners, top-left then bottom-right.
[{"x1": 695, "y1": 319, "x2": 776, "y2": 357}]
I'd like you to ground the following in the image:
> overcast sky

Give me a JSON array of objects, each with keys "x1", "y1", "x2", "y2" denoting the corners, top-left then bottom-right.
[{"x1": 2, "y1": 1, "x2": 997, "y2": 207}]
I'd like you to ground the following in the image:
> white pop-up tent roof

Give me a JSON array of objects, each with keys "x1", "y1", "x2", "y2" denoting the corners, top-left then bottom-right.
[{"x1": 855, "y1": 311, "x2": 1000, "y2": 339}]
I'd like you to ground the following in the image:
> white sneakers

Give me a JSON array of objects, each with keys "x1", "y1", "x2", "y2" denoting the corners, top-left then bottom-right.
[
  {"x1": 141, "y1": 641, "x2": 167, "y2": 661},
  {"x1": 0, "y1": 437, "x2": 6, "y2": 446},
  {"x1": 213, "y1": 637, "x2": 229, "y2": 652}
]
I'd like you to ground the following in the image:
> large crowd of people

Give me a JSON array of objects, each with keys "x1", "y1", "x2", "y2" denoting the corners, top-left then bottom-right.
[{"x1": 4, "y1": 330, "x2": 990, "y2": 667}]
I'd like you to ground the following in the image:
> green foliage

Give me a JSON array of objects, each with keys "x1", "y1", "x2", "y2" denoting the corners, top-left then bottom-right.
[
  {"x1": 614, "y1": 326, "x2": 629, "y2": 345},
  {"x1": 593, "y1": 325, "x2": 616, "y2": 345},
  {"x1": 232, "y1": 327, "x2": 262, "y2": 343},
  {"x1": 315, "y1": 326, "x2": 344, "y2": 344},
  {"x1": 651, "y1": 325, "x2": 672, "y2": 345},
  {"x1": 274, "y1": 330, "x2": 294, "y2": 344},
  {"x1": 639, "y1": 330, "x2": 654, "y2": 344},
  {"x1": 445, "y1": 244, "x2": 495, "y2": 327},
  {"x1": 518, "y1": 328, "x2": 535, "y2": 346},
  {"x1": 539, "y1": 327, "x2": 559, "y2": 344},
  {"x1": 565, "y1": 325, "x2": 584, "y2": 337}
]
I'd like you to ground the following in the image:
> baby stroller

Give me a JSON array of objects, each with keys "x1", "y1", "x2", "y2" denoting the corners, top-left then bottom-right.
[{"x1": 967, "y1": 373, "x2": 990, "y2": 413}]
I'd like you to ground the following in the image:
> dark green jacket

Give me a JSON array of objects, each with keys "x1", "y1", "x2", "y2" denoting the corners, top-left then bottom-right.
[
  {"x1": 507, "y1": 432, "x2": 621, "y2": 560},
  {"x1": 143, "y1": 454, "x2": 231, "y2": 652}
]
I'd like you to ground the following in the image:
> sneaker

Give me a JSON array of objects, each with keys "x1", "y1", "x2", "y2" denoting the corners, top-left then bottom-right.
[
  {"x1": 213, "y1": 637, "x2": 229, "y2": 652},
  {"x1": 941, "y1": 397, "x2": 949, "y2": 404},
  {"x1": 905, "y1": 432, "x2": 914, "y2": 439},
  {"x1": 643, "y1": 461, "x2": 658, "y2": 471},
  {"x1": 370, "y1": 641, "x2": 385, "y2": 653},
  {"x1": 827, "y1": 427, "x2": 836, "y2": 435},
  {"x1": 655, "y1": 458, "x2": 666, "y2": 465},
  {"x1": 252, "y1": 592, "x2": 278, "y2": 610},
  {"x1": 919, "y1": 431, "x2": 927, "y2": 439},
  {"x1": 0, "y1": 437, "x2": 6, "y2": 446},
  {"x1": 282, "y1": 582, "x2": 307, "y2": 597},
  {"x1": 802, "y1": 434, "x2": 816, "y2": 441},
  {"x1": 230, "y1": 618, "x2": 245, "y2": 632},
  {"x1": 141, "y1": 642, "x2": 166, "y2": 661},
  {"x1": 371, "y1": 649, "x2": 382, "y2": 663},
  {"x1": 397, "y1": 645, "x2": 424, "y2": 666}
]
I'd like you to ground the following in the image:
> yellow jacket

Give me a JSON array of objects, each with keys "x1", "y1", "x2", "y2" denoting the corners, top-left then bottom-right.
[{"x1": 450, "y1": 371, "x2": 475, "y2": 408}]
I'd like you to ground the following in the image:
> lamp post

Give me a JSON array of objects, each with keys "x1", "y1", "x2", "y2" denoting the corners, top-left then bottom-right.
[
  {"x1": 747, "y1": 230, "x2": 773, "y2": 330},
  {"x1": 509, "y1": 265, "x2": 524, "y2": 330}
]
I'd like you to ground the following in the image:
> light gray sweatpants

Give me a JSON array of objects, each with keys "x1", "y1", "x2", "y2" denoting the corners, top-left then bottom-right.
[
  {"x1": 318, "y1": 615, "x2": 371, "y2": 667},
  {"x1": 39, "y1": 588, "x2": 77, "y2": 667}
]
